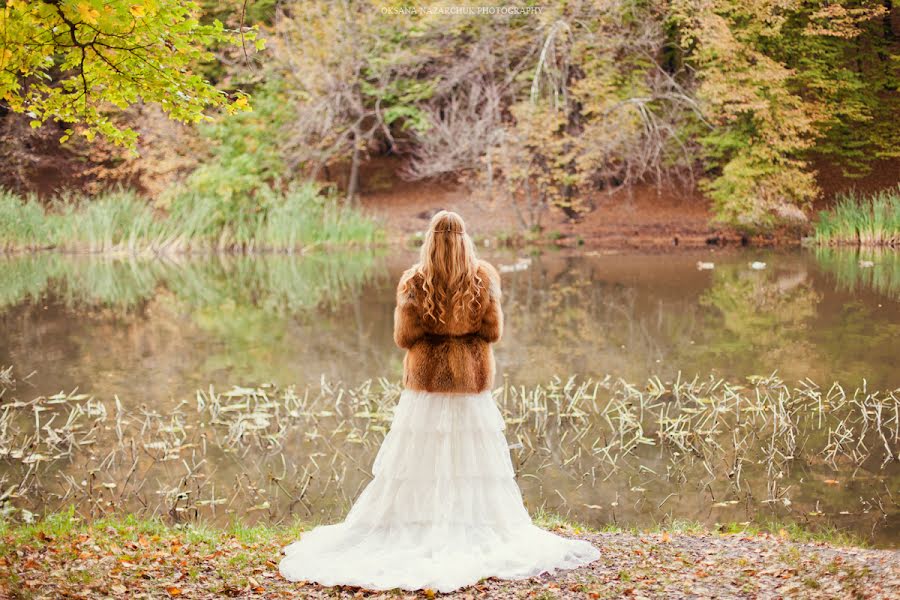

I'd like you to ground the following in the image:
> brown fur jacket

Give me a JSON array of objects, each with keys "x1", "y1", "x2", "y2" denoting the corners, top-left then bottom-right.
[{"x1": 393, "y1": 259, "x2": 503, "y2": 394}]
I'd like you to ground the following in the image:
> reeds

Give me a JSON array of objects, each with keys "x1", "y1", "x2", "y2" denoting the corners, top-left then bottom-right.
[
  {"x1": 0, "y1": 368, "x2": 896, "y2": 541},
  {"x1": 0, "y1": 190, "x2": 57, "y2": 251},
  {"x1": 0, "y1": 184, "x2": 381, "y2": 255},
  {"x1": 815, "y1": 187, "x2": 900, "y2": 247}
]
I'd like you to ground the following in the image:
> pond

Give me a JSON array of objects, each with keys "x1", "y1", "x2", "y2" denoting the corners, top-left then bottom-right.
[{"x1": 0, "y1": 247, "x2": 898, "y2": 546}]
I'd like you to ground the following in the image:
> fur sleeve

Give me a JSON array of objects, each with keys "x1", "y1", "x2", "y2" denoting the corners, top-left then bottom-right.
[
  {"x1": 477, "y1": 261, "x2": 503, "y2": 343},
  {"x1": 393, "y1": 269, "x2": 425, "y2": 349}
]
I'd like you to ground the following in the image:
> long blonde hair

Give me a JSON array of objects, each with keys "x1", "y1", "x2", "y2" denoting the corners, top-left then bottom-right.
[{"x1": 409, "y1": 210, "x2": 483, "y2": 325}]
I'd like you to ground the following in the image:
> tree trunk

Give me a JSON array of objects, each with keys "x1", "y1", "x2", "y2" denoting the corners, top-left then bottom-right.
[{"x1": 346, "y1": 124, "x2": 361, "y2": 206}]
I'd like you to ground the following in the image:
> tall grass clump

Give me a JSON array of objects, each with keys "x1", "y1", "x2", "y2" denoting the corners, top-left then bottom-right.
[
  {"x1": 260, "y1": 184, "x2": 381, "y2": 249},
  {"x1": 52, "y1": 190, "x2": 171, "y2": 254},
  {"x1": 166, "y1": 183, "x2": 381, "y2": 252},
  {"x1": 0, "y1": 189, "x2": 57, "y2": 251},
  {"x1": 815, "y1": 186, "x2": 900, "y2": 247},
  {"x1": 0, "y1": 186, "x2": 381, "y2": 255}
]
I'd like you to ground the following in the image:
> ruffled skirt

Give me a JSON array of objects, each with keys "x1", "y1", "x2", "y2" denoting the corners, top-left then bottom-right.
[{"x1": 279, "y1": 389, "x2": 600, "y2": 593}]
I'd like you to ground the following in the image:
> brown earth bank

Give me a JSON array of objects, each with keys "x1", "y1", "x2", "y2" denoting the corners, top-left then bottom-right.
[
  {"x1": 2, "y1": 523, "x2": 898, "y2": 599},
  {"x1": 358, "y1": 157, "x2": 899, "y2": 251},
  {"x1": 361, "y1": 179, "x2": 742, "y2": 250}
]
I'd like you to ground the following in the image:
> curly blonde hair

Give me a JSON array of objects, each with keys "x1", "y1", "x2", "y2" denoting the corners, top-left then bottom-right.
[{"x1": 405, "y1": 210, "x2": 483, "y2": 325}]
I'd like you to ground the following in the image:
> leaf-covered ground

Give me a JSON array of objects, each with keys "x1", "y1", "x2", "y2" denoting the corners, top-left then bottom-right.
[{"x1": 1, "y1": 513, "x2": 897, "y2": 599}]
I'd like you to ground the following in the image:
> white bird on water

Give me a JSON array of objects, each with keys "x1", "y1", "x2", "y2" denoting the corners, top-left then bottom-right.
[
  {"x1": 750, "y1": 261, "x2": 767, "y2": 270},
  {"x1": 696, "y1": 261, "x2": 715, "y2": 270},
  {"x1": 859, "y1": 260, "x2": 875, "y2": 268},
  {"x1": 499, "y1": 257, "x2": 532, "y2": 273}
]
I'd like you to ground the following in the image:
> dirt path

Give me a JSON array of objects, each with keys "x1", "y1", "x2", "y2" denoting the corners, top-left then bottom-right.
[{"x1": 4, "y1": 521, "x2": 898, "y2": 599}]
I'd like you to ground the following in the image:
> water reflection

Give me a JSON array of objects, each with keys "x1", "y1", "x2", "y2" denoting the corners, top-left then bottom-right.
[
  {"x1": 814, "y1": 247, "x2": 900, "y2": 299},
  {"x1": 1, "y1": 249, "x2": 898, "y2": 396}
]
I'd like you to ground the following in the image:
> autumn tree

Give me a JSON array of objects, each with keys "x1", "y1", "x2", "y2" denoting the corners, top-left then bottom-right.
[
  {"x1": 272, "y1": 0, "x2": 434, "y2": 204},
  {"x1": 670, "y1": 0, "x2": 898, "y2": 230},
  {"x1": 0, "y1": 0, "x2": 256, "y2": 147}
]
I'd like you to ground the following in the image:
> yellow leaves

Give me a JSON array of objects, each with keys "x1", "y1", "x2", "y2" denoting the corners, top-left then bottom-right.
[
  {"x1": 129, "y1": 5, "x2": 146, "y2": 19},
  {"x1": 227, "y1": 93, "x2": 252, "y2": 116},
  {"x1": 804, "y1": 5, "x2": 887, "y2": 39},
  {"x1": 76, "y1": 2, "x2": 100, "y2": 25}
]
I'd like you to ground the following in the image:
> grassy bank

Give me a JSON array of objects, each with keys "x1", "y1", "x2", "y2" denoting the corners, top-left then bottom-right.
[
  {"x1": 814, "y1": 187, "x2": 900, "y2": 247},
  {"x1": 2, "y1": 510, "x2": 895, "y2": 599},
  {"x1": 0, "y1": 185, "x2": 381, "y2": 254}
]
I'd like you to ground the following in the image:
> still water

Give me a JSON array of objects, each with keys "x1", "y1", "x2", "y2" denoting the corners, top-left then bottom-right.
[{"x1": 0, "y1": 247, "x2": 898, "y2": 544}]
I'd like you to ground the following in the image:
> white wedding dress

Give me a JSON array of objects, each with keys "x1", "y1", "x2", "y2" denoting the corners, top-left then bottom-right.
[{"x1": 279, "y1": 389, "x2": 600, "y2": 593}]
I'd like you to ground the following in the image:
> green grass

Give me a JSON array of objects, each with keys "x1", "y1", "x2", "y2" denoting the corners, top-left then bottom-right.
[
  {"x1": 1, "y1": 510, "x2": 867, "y2": 559},
  {"x1": 530, "y1": 509, "x2": 866, "y2": 547},
  {"x1": 0, "y1": 184, "x2": 382, "y2": 254},
  {"x1": 815, "y1": 186, "x2": 900, "y2": 246}
]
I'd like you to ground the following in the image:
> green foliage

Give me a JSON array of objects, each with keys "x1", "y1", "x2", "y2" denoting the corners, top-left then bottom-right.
[
  {"x1": 670, "y1": 0, "x2": 898, "y2": 230},
  {"x1": 670, "y1": 0, "x2": 819, "y2": 230},
  {"x1": 170, "y1": 78, "x2": 291, "y2": 234},
  {"x1": 0, "y1": 0, "x2": 256, "y2": 146},
  {"x1": 771, "y1": 3, "x2": 900, "y2": 176},
  {"x1": 814, "y1": 187, "x2": 900, "y2": 246}
]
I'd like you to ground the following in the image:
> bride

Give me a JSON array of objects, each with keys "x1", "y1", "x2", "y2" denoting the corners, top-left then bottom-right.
[{"x1": 279, "y1": 210, "x2": 600, "y2": 593}]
